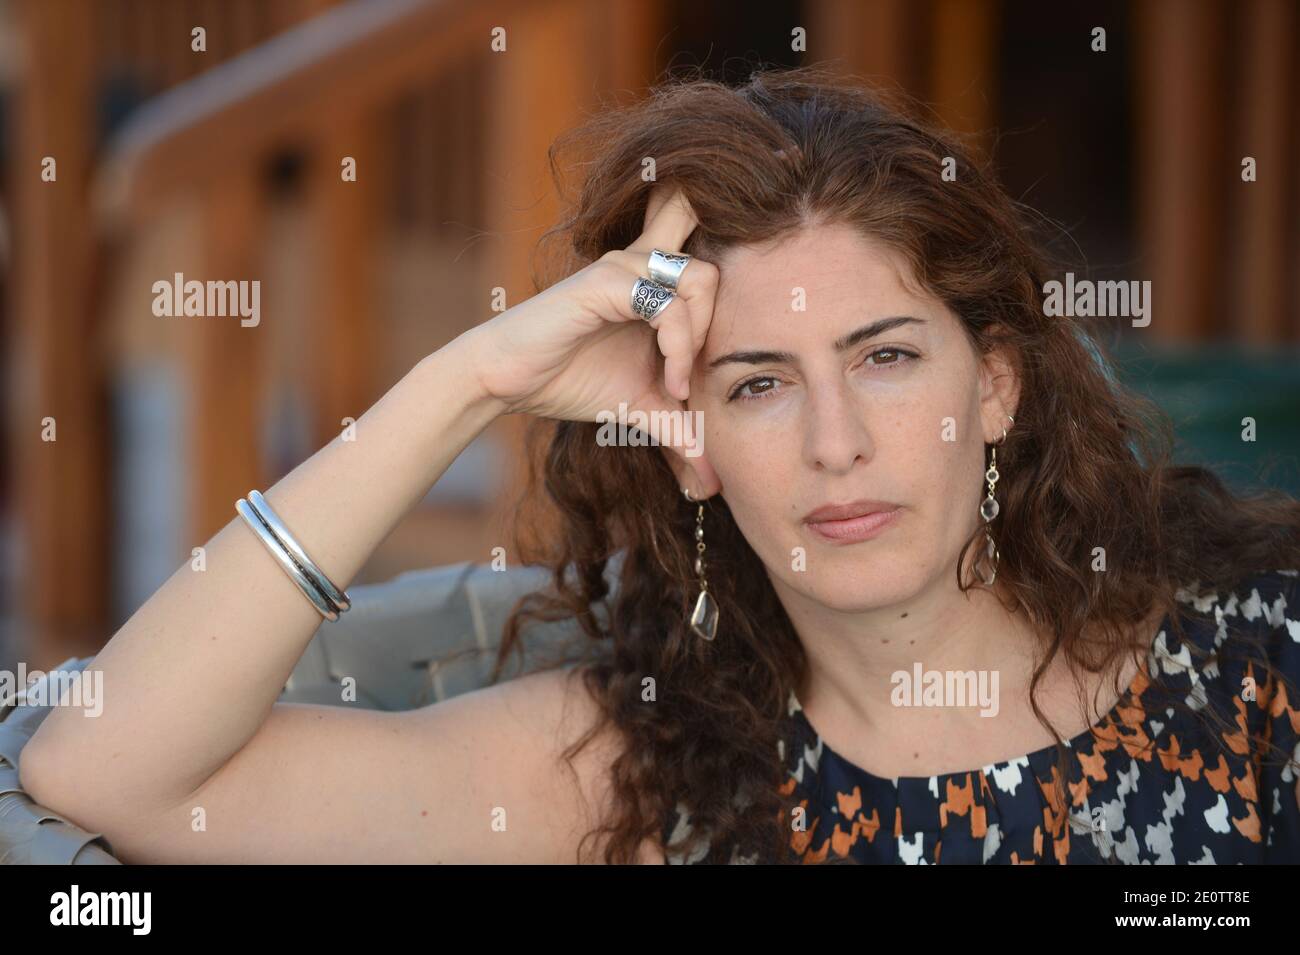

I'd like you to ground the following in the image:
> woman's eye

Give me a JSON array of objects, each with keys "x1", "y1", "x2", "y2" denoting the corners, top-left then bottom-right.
[
  {"x1": 729, "y1": 377, "x2": 780, "y2": 402},
  {"x1": 726, "y1": 348, "x2": 918, "y2": 403},
  {"x1": 864, "y1": 347, "x2": 917, "y2": 368}
]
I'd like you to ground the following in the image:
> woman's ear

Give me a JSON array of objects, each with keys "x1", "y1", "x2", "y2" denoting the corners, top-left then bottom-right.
[
  {"x1": 658, "y1": 440, "x2": 722, "y2": 500},
  {"x1": 979, "y1": 342, "x2": 1021, "y2": 442}
]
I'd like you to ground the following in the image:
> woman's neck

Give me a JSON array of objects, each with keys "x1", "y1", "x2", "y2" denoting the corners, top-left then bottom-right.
[{"x1": 774, "y1": 570, "x2": 1158, "y2": 778}]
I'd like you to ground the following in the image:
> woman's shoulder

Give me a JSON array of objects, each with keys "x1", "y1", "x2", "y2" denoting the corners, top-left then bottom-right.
[
  {"x1": 1162, "y1": 567, "x2": 1300, "y2": 672},
  {"x1": 1154, "y1": 567, "x2": 1300, "y2": 756}
]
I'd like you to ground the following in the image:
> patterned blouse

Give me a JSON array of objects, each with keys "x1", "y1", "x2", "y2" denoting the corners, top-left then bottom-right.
[{"x1": 662, "y1": 569, "x2": 1300, "y2": 863}]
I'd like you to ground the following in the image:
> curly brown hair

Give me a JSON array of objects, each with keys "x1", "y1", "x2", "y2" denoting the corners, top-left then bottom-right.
[{"x1": 484, "y1": 65, "x2": 1300, "y2": 864}]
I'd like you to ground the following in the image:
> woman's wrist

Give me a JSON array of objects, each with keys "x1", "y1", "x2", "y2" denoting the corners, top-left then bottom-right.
[{"x1": 426, "y1": 324, "x2": 512, "y2": 422}]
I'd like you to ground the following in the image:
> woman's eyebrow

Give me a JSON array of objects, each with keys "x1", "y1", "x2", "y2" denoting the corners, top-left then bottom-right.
[{"x1": 705, "y1": 316, "x2": 927, "y2": 371}]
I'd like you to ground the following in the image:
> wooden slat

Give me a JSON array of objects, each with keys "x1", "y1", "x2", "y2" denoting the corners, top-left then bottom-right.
[
  {"x1": 1295, "y1": 18, "x2": 1300, "y2": 345},
  {"x1": 161, "y1": 0, "x2": 189, "y2": 86},
  {"x1": 9, "y1": 0, "x2": 108, "y2": 666},
  {"x1": 417, "y1": 83, "x2": 440, "y2": 231},
  {"x1": 449, "y1": 57, "x2": 488, "y2": 232}
]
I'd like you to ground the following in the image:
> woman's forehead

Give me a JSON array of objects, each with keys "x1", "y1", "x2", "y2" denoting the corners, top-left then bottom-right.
[
  {"x1": 704, "y1": 230, "x2": 948, "y2": 348},
  {"x1": 712, "y1": 225, "x2": 926, "y2": 304}
]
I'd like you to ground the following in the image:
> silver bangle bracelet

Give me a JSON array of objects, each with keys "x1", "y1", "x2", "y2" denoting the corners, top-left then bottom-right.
[
  {"x1": 246, "y1": 490, "x2": 351, "y2": 613},
  {"x1": 235, "y1": 490, "x2": 351, "y2": 620}
]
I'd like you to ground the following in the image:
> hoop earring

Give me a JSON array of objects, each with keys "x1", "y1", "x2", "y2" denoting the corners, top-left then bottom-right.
[
  {"x1": 972, "y1": 414, "x2": 1013, "y2": 587},
  {"x1": 682, "y1": 487, "x2": 718, "y2": 641}
]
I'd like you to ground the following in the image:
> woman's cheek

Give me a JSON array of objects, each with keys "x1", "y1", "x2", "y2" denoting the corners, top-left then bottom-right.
[{"x1": 707, "y1": 402, "x2": 795, "y2": 459}]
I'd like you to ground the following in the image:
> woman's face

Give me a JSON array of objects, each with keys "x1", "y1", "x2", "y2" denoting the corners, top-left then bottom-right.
[{"x1": 681, "y1": 222, "x2": 1019, "y2": 613}]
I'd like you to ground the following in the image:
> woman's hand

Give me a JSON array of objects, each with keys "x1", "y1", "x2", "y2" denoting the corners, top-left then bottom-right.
[{"x1": 463, "y1": 185, "x2": 719, "y2": 484}]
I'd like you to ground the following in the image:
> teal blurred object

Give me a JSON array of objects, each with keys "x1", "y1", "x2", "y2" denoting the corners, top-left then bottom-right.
[{"x1": 1104, "y1": 339, "x2": 1300, "y2": 497}]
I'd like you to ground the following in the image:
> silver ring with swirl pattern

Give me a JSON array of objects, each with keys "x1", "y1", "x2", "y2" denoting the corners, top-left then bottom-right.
[{"x1": 630, "y1": 276, "x2": 675, "y2": 323}]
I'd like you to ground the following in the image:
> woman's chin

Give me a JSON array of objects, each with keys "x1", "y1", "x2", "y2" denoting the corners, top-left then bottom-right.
[{"x1": 783, "y1": 571, "x2": 923, "y2": 614}]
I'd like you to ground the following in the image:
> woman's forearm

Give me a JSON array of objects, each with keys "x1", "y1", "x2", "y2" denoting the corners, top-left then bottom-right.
[{"x1": 24, "y1": 329, "x2": 505, "y2": 810}]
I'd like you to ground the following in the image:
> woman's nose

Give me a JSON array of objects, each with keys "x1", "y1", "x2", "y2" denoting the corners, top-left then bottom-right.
[{"x1": 801, "y1": 381, "x2": 875, "y2": 474}]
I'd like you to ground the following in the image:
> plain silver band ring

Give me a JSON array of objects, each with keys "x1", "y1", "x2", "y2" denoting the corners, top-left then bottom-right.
[
  {"x1": 631, "y1": 276, "x2": 675, "y2": 323},
  {"x1": 995, "y1": 413, "x2": 1015, "y2": 446},
  {"x1": 648, "y1": 249, "x2": 691, "y2": 290},
  {"x1": 236, "y1": 498, "x2": 341, "y2": 620},
  {"x1": 248, "y1": 489, "x2": 351, "y2": 612}
]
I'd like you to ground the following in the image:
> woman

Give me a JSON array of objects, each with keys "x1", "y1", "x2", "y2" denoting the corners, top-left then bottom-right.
[{"x1": 20, "y1": 67, "x2": 1300, "y2": 865}]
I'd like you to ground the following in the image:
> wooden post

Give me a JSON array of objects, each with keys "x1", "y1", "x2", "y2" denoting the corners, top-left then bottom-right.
[
  {"x1": 928, "y1": 0, "x2": 1001, "y2": 158},
  {"x1": 481, "y1": 0, "x2": 608, "y2": 556},
  {"x1": 8, "y1": 0, "x2": 108, "y2": 666},
  {"x1": 594, "y1": 0, "x2": 666, "y2": 94},
  {"x1": 181, "y1": 172, "x2": 267, "y2": 545},
  {"x1": 304, "y1": 118, "x2": 385, "y2": 453},
  {"x1": 1135, "y1": 0, "x2": 1226, "y2": 341},
  {"x1": 806, "y1": 0, "x2": 919, "y2": 91},
  {"x1": 1232, "y1": 0, "x2": 1294, "y2": 345},
  {"x1": 297, "y1": 0, "x2": 379, "y2": 460}
]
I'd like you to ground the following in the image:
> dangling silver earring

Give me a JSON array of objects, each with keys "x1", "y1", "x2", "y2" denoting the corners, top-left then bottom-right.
[
  {"x1": 683, "y1": 487, "x2": 718, "y2": 640},
  {"x1": 973, "y1": 414, "x2": 1013, "y2": 587}
]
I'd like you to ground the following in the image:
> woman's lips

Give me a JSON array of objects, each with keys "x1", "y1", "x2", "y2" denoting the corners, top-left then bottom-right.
[{"x1": 805, "y1": 507, "x2": 901, "y2": 543}]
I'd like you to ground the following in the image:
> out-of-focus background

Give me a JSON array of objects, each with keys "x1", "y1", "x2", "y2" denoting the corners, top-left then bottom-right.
[{"x1": 2, "y1": 0, "x2": 1297, "y2": 672}]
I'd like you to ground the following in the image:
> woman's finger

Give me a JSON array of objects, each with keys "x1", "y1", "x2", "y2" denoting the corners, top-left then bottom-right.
[
  {"x1": 674, "y1": 258, "x2": 719, "y2": 397},
  {"x1": 627, "y1": 185, "x2": 699, "y2": 256},
  {"x1": 640, "y1": 181, "x2": 677, "y2": 234},
  {"x1": 654, "y1": 265, "x2": 716, "y2": 401},
  {"x1": 653, "y1": 307, "x2": 694, "y2": 400},
  {"x1": 605, "y1": 185, "x2": 712, "y2": 401},
  {"x1": 600, "y1": 249, "x2": 715, "y2": 400}
]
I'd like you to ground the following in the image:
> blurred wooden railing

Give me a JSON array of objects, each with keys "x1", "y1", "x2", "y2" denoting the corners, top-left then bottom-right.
[
  {"x1": 9, "y1": 0, "x2": 1295, "y2": 669},
  {"x1": 99, "y1": 0, "x2": 526, "y2": 227},
  {"x1": 97, "y1": 0, "x2": 546, "y2": 545},
  {"x1": 12, "y1": 0, "x2": 664, "y2": 664}
]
